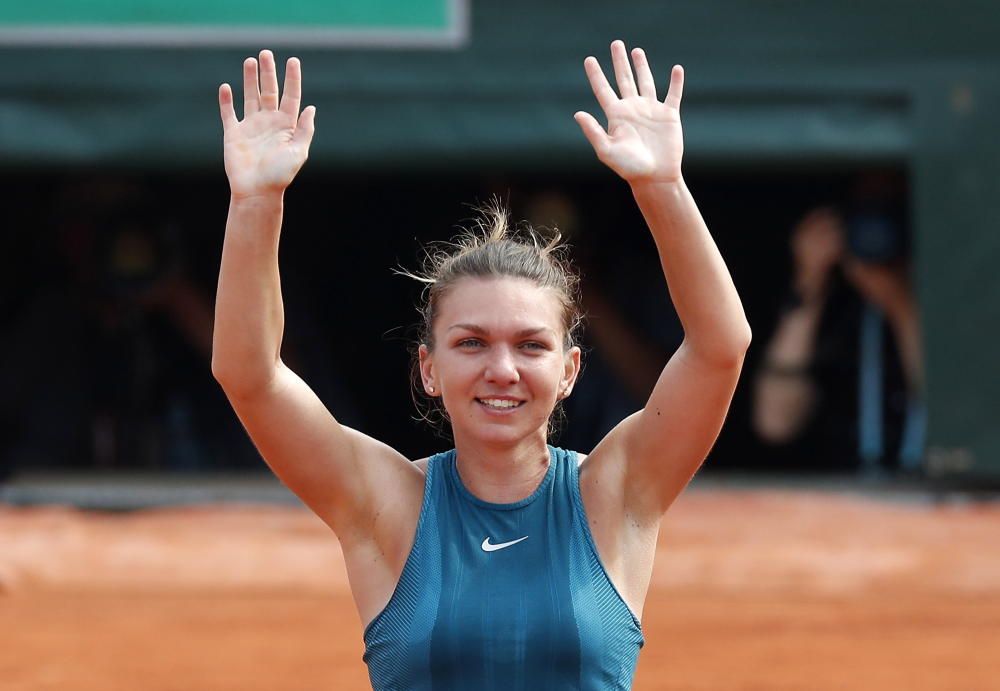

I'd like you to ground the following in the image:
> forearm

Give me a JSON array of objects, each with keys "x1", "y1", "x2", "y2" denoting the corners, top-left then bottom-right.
[
  {"x1": 887, "y1": 299, "x2": 925, "y2": 396},
  {"x1": 762, "y1": 298, "x2": 825, "y2": 368},
  {"x1": 211, "y1": 192, "x2": 287, "y2": 395},
  {"x1": 752, "y1": 300, "x2": 825, "y2": 442},
  {"x1": 631, "y1": 178, "x2": 751, "y2": 363}
]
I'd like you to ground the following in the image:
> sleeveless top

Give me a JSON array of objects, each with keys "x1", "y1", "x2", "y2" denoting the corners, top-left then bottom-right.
[{"x1": 362, "y1": 445, "x2": 644, "y2": 690}]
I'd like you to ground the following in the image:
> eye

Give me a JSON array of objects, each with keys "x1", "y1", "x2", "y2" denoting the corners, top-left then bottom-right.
[
  {"x1": 520, "y1": 341, "x2": 548, "y2": 351},
  {"x1": 456, "y1": 338, "x2": 484, "y2": 348}
]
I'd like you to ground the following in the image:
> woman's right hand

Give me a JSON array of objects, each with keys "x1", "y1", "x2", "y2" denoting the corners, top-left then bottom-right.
[{"x1": 218, "y1": 50, "x2": 316, "y2": 200}]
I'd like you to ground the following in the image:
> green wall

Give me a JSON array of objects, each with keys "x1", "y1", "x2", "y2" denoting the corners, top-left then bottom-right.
[
  {"x1": 4, "y1": 1, "x2": 999, "y2": 478},
  {"x1": 0, "y1": 0, "x2": 461, "y2": 47}
]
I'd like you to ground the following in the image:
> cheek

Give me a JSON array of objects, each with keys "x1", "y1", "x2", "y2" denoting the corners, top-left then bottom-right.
[{"x1": 525, "y1": 358, "x2": 565, "y2": 391}]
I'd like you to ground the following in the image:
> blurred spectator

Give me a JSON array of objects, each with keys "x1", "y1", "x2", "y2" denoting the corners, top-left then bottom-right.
[{"x1": 753, "y1": 172, "x2": 925, "y2": 473}]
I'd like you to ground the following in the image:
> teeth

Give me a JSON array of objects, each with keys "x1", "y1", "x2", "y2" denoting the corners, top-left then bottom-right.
[{"x1": 480, "y1": 399, "x2": 521, "y2": 409}]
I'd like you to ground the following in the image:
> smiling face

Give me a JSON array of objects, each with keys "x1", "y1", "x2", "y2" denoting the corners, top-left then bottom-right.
[{"x1": 419, "y1": 276, "x2": 581, "y2": 450}]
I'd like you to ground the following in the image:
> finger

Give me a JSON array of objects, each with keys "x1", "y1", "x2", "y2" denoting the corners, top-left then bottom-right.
[
  {"x1": 258, "y1": 49, "x2": 280, "y2": 111},
  {"x1": 293, "y1": 105, "x2": 317, "y2": 148},
  {"x1": 610, "y1": 40, "x2": 637, "y2": 98},
  {"x1": 243, "y1": 57, "x2": 260, "y2": 116},
  {"x1": 630, "y1": 47, "x2": 657, "y2": 99},
  {"x1": 218, "y1": 83, "x2": 238, "y2": 130},
  {"x1": 583, "y1": 56, "x2": 618, "y2": 111},
  {"x1": 279, "y1": 57, "x2": 302, "y2": 117},
  {"x1": 664, "y1": 64, "x2": 685, "y2": 110},
  {"x1": 573, "y1": 111, "x2": 610, "y2": 157}
]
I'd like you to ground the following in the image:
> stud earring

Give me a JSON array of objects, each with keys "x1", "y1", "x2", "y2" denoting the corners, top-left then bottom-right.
[{"x1": 428, "y1": 386, "x2": 435, "y2": 393}]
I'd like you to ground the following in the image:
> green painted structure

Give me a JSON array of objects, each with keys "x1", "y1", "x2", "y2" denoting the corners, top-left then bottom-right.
[
  {"x1": 3, "y1": 1, "x2": 998, "y2": 478},
  {"x1": 0, "y1": 0, "x2": 463, "y2": 46},
  {"x1": 0, "y1": 0, "x2": 451, "y2": 27}
]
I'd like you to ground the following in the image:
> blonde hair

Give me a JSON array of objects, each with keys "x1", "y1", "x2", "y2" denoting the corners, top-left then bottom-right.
[{"x1": 402, "y1": 199, "x2": 583, "y2": 435}]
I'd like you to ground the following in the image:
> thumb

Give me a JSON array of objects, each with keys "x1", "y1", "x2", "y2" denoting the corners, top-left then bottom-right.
[
  {"x1": 574, "y1": 111, "x2": 609, "y2": 157},
  {"x1": 293, "y1": 105, "x2": 317, "y2": 147}
]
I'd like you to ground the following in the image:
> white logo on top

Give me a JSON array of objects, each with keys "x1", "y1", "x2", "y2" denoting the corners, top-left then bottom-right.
[{"x1": 481, "y1": 536, "x2": 529, "y2": 552}]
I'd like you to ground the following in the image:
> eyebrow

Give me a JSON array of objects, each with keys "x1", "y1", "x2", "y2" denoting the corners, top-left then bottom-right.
[{"x1": 447, "y1": 323, "x2": 554, "y2": 339}]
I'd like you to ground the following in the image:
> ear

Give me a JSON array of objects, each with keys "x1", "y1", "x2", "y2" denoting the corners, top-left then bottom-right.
[
  {"x1": 560, "y1": 345, "x2": 582, "y2": 399},
  {"x1": 418, "y1": 343, "x2": 437, "y2": 395}
]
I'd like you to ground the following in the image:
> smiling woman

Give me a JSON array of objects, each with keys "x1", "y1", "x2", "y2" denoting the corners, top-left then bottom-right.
[
  {"x1": 211, "y1": 42, "x2": 750, "y2": 690},
  {"x1": 401, "y1": 201, "x2": 582, "y2": 439},
  {"x1": 418, "y1": 270, "x2": 580, "y2": 457}
]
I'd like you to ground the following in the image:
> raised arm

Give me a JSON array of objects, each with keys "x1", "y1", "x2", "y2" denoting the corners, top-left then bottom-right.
[
  {"x1": 212, "y1": 50, "x2": 314, "y2": 392},
  {"x1": 576, "y1": 41, "x2": 752, "y2": 516},
  {"x1": 211, "y1": 51, "x2": 420, "y2": 542}
]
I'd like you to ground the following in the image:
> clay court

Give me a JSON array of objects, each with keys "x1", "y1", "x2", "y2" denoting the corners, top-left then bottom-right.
[{"x1": 2, "y1": 485, "x2": 998, "y2": 690}]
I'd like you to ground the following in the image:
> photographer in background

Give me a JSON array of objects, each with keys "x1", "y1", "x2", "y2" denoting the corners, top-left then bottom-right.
[{"x1": 753, "y1": 171, "x2": 925, "y2": 473}]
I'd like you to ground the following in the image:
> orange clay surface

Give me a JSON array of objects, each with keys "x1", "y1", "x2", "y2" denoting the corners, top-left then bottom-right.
[{"x1": 2, "y1": 488, "x2": 999, "y2": 690}]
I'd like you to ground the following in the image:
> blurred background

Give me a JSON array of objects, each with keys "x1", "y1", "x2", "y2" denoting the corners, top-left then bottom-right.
[
  {"x1": 3, "y1": 0, "x2": 998, "y2": 487},
  {"x1": 3, "y1": 3, "x2": 1000, "y2": 690}
]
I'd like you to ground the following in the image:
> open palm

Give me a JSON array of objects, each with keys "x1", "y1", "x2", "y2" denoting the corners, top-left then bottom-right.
[
  {"x1": 575, "y1": 41, "x2": 685, "y2": 184},
  {"x1": 219, "y1": 50, "x2": 316, "y2": 199}
]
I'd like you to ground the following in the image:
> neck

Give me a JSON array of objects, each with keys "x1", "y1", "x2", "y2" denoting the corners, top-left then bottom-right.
[{"x1": 451, "y1": 432, "x2": 551, "y2": 504}]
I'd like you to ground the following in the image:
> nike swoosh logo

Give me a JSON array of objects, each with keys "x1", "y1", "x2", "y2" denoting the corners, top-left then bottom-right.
[{"x1": 481, "y1": 536, "x2": 529, "y2": 552}]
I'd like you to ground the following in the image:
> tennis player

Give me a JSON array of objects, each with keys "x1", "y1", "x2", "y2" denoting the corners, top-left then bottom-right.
[{"x1": 213, "y1": 40, "x2": 750, "y2": 689}]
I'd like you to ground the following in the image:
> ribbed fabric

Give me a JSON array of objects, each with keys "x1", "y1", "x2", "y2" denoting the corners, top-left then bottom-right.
[{"x1": 363, "y1": 446, "x2": 643, "y2": 690}]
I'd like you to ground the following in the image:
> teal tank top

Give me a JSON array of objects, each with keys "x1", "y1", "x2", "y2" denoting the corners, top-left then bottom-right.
[{"x1": 363, "y1": 446, "x2": 644, "y2": 690}]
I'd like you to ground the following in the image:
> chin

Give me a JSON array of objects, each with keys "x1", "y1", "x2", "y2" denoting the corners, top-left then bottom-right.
[{"x1": 468, "y1": 419, "x2": 550, "y2": 448}]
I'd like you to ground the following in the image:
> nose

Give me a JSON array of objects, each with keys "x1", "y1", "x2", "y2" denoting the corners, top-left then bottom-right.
[{"x1": 484, "y1": 344, "x2": 520, "y2": 385}]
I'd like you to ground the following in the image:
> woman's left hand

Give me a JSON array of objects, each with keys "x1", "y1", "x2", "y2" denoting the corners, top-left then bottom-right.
[{"x1": 575, "y1": 40, "x2": 685, "y2": 185}]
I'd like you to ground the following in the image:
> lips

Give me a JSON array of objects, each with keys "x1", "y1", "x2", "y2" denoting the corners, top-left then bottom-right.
[{"x1": 475, "y1": 398, "x2": 525, "y2": 411}]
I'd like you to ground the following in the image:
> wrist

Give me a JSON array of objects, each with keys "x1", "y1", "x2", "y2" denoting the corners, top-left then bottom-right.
[
  {"x1": 629, "y1": 177, "x2": 688, "y2": 216},
  {"x1": 230, "y1": 189, "x2": 285, "y2": 209},
  {"x1": 629, "y1": 175, "x2": 685, "y2": 197}
]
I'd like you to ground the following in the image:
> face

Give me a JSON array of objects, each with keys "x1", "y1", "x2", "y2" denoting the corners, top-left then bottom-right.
[{"x1": 419, "y1": 276, "x2": 581, "y2": 448}]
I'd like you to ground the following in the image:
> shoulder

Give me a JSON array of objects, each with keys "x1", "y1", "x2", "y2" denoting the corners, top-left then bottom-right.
[
  {"x1": 413, "y1": 450, "x2": 451, "y2": 475},
  {"x1": 547, "y1": 445, "x2": 587, "y2": 468}
]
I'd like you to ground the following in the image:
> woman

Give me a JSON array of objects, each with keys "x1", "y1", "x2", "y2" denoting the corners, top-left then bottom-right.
[{"x1": 213, "y1": 41, "x2": 750, "y2": 690}]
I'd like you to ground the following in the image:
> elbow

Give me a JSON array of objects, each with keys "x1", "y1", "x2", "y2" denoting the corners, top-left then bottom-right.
[
  {"x1": 686, "y1": 322, "x2": 752, "y2": 369},
  {"x1": 211, "y1": 356, "x2": 275, "y2": 399},
  {"x1": 724, "y1": 321, "x2": 753, "y2": 366},
  {"x1": 211, "y1": 358, "x2": 239, "y2": 393},
  {"x1": 210, "y1": 345, "x2": 232, "y2": 386},
  {"x1": 210, "y1": 357, "x2": 229, "y2": 386},
  {"x1": 736, "y1": 321, "x2": 753, "y2": 353}
]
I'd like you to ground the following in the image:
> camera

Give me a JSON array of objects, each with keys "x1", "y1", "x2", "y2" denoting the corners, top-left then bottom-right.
[{"x1": 845, "y1": 207, "x2": 908, "y2": 264}]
